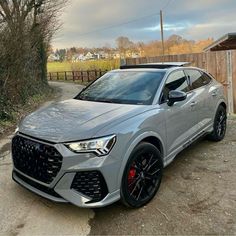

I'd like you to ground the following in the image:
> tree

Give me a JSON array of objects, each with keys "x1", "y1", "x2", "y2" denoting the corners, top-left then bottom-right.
[
  {"x1": 116, "y1": 36, "x2": 134, "y2": 57},
  {"x1": 56, "y1": 49, "x2": 67, "y2": 62},
  {"x1": 0, "y1": 0, "x2": 67, "y2": 119}
]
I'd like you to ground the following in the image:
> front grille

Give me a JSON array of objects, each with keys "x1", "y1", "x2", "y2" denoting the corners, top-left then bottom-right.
[
  {"x1": 71, "y1": 171, "x2": 108, "y2": 203},
  {"x1": 12, "y1": 135, "x2": 63, "y2": 184},
  {"x1": 13, "y1": 171, "x2": 62, "y2": 199}
]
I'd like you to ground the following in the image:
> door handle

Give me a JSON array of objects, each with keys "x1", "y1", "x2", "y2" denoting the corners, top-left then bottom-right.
[
  {"x1": 190, "y1": 101, "x2": 197, "y2": 107},
  {"x1": 212, "y1": 91, "x2": 218, "y2": 97}
]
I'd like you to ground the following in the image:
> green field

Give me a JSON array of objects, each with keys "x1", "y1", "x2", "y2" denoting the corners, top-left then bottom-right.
[{"x1": 47, "y1": 59, "x2": 120, "y2": 72}]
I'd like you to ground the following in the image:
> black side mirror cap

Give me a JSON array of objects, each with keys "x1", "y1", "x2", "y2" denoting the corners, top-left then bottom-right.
[{"x1": 167, "y1": 90, "x2": 187, "y2": 106}]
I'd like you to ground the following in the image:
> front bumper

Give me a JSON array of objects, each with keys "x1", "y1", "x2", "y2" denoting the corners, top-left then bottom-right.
[{"x1": 11, "y1": 133, "x2": 121, "y2": 208}]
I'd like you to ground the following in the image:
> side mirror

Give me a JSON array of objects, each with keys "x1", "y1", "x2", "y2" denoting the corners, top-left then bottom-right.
[{"x1": 167, "y1": 90, "x2": 187, "y2": 106}]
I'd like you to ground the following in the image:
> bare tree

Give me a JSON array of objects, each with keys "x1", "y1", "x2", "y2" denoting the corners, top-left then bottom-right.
[
  {"x1": 0, "y1": 0, "x2": 67, "y2": 119},
  {"x1": 116, "y1": 36, "x2": 134, "y2": 58}
]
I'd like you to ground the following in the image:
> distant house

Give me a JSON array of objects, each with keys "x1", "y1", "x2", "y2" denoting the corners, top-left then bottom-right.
[
  {"x1": 83, "y1": 52, "x2": 95, "y2": 60},
  {"x1": 97, "y1": 51, "x2": 109, "y2": 59},
  {"x1": 113, "y1": 52, "x2": 121, "y2": 59},
  {"x1": 69, "y1": 50, "x2": 140, "y2": 62},
  {"x1": 48, "y1": 53, "x2": 60, "y2": 62},
  {"x1": 72, "y1": 54, "x2": 85, "y2": 62},
  {"x1": 131, "y1": 52, "x2": 141, "y2": 58}
]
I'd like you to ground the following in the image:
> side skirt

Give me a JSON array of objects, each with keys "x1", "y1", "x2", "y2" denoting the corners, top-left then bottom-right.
[{"x1": 163, "y1": 125, "x2": 213, "y2": 167}]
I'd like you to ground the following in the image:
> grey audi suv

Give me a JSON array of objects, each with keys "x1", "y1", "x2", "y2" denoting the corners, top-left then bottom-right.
[{"x1": 12, "y1": 62, "x2": 227, "y2": 208}]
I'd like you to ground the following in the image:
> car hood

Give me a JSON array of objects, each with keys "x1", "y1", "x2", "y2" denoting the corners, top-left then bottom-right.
[{"x1": 19, "y1": 99, "x2": 148, "y2": 143}]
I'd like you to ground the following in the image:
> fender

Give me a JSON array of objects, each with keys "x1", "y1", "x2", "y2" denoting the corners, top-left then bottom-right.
[
  {"x1": 116, "y1": 130, "x2": 166, "y2": 189},
  {"x1": 214, "y1": 98, "x2": 227, "y2": 115}
]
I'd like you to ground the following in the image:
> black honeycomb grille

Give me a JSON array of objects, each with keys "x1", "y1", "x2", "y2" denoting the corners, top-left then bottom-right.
[
  {"x1": 71, "y1": 171, "x2": 108, "y2": 203},
  {"x1": 12, "y1": 135, "x2": 63, "y2": 184}
]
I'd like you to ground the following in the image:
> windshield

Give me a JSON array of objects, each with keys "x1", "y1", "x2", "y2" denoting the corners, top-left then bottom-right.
[{"x1": 75, "y1": 71, "x2": 165, "y2": 105}]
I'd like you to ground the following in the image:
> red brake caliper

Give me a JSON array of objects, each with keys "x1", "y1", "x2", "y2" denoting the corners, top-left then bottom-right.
[{"x1": 128, "y1": 167, "x2": 136, "y2": 184}]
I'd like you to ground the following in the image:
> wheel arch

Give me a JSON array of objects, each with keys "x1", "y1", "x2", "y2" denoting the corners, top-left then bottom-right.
[
  {"x1": 219, "y1": 101, "x2": 227, "y2": 111},
  {"x1": 140, "y1": 136, "x2": 164, "y2": 158},
  {"x1": 214, "y1": 100, "x2": 227, "y2": 115},
  {"x1": 117, "y1": 131, "x2": 165, "y2": 189}
]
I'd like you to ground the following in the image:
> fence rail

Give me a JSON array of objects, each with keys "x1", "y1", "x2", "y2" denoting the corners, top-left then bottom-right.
[{"x1": 48, "y1": 69, "x2": 108, "y2": 82}]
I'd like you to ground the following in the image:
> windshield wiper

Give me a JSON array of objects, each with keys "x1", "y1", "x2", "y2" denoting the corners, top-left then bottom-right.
[
  {"x1": 76, "y1": 96, "x2": 96, "y2": 102},
  {"x1": 95, "y1": 99, "x2": 116, "y2": 103}
]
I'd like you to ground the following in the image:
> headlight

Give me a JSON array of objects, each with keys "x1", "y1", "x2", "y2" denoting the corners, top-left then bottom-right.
[
  {"x1": 14, "y1": 127, "x2": 19, "y2": 134},
  {"x1": 65, "y1": 135, "x2": 116, "y2": 156}
]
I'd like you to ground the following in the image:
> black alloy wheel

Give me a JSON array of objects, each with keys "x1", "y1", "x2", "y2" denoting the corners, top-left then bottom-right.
[
  {"x1": 121, "y1": 142, "x2": 163, "y2": 208},
  {"x1": 207, "y1": 105, "x2": 227, "y2": 142}
]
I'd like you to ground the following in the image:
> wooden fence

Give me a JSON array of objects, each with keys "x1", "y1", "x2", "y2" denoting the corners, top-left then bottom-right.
[
  {"x1": 47, "y1": 51, "x2": 236, "y2": 113},
  {"x1": 48, "y1": 69, "x2": 108, "y2": 83},
  {"x1": 126, "y1": 51, "x2": 236, "y2": 113}
]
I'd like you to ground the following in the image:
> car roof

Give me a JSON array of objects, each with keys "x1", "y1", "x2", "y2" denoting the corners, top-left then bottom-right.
[
  {"x1": 120, "y1": 62, "x2": 191, "y2": 70},
  {"x1": 110, "y1": 63, "x2": 207, "y2": 74}
]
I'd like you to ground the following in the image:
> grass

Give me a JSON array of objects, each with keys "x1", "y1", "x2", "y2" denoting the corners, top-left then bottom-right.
[
  {"x1": 47, "y1": 61, "x2": 72, "y2": 72},
  {"x1": 47, "y1": 59, "x2": 120, "y2": 72}
]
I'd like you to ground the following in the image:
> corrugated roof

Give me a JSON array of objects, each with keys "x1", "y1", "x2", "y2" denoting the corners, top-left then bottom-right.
[{"x1": 204, "y1": 33, "x2": 236, "y2": 52}]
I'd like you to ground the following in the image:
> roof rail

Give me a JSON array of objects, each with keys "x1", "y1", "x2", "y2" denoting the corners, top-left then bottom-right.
[{"x1": 120, "y1": 62, "x2": 190, "y2": 70}]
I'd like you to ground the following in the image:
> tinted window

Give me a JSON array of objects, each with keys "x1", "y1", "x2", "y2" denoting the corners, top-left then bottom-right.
[
  {"x1": 201, "y1": 72, "x2": 212, "y2": 85},
  {"x1": 185, "y1": 70, "x2": 211, "y2": 90},
  {"x1": 161, "y1": 70, "x2": 190, "y2": 103},
  {"x1": 75, "y1": 71, "x2": 165, "y2": 105}
]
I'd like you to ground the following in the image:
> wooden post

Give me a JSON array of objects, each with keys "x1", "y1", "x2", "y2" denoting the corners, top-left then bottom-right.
[
  {"x1": 99, "y1": 69, "x2": 102, "y2": 77},
  {"x1": 160, "y1": 10, "x2": 165, "y2": 61},
  {"x1": 87, "y1": 70, "x2": 90, "y2": 82},
  {"x1": 49, "y1": 72, "x2": 52, "y2": 81},
  {"x1": 57, "y1": 72, "x2": 59, "y2": 80},
  {"x1": 72, "y1": 71, "x2": 75, "y2": 82},
  {"x1": 80, "y1": 71, "x2": 83, "y2": 82},
  {"x1": 95, "y1": 69, "x2": 97, "y2": 79},
  {"x1": 226, "y1": 50, "x2": 234, "y2": 114},
  {"x1": 65, "y1": 72, "x2": 67, "y2": 80}
]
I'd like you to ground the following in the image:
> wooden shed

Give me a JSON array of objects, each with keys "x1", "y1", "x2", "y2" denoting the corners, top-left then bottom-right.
[{"x1": 204, "y1": 33, "x2": 236, "y2": 114}]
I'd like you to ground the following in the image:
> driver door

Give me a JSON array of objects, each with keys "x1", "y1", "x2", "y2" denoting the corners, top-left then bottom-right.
[{"x1": 160, "y1": 69, "x2": 199, "y2": 158}]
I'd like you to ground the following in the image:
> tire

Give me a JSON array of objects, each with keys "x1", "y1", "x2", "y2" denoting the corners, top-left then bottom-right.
[
  {"x1": 207, "y1": 105, "x2": 227, "y2": 142},
  {"x1": 121, "y1": 142, "x2": 163, "y2": 208}
]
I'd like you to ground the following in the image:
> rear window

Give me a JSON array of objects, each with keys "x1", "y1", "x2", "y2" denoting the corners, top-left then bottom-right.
[
  {"x1": 185, "y1": 69, "x2": 211, "y2": 90},
  {"x1": 201, "y1": 72, "x2": 212, "y2": 85}
]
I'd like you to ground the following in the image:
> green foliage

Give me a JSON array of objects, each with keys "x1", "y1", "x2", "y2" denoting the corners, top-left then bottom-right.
[{"x1": 0, "y1": 93, "x2": 12, "y2": 121}]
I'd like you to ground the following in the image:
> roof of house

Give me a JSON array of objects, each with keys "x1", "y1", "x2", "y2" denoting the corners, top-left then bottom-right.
[{"x1": 204, "y1": 33, "x2": 236, "y2": 51}]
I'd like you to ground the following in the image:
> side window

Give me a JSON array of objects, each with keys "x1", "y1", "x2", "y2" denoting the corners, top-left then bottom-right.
[
  {"x1": 201, "y1": 72, "x2": 212, "y2": 85},
  {"x1": 185, "y1": 70, "x2": 211, "y2": 90},
  {"x1": 160, "y1": 70, "x2": 190, "y2": 103}
]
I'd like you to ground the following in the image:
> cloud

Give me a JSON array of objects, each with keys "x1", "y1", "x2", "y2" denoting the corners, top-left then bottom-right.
[
  {"x1": 145, "y1": 22, "x2": 192, "y2": 32},
  {"x1": 52, "y1": 0, "x2": 236, "y2": 48}
]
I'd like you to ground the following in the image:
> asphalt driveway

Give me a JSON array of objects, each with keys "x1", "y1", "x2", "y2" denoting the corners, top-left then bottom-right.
[{"x1": 0, "y1": 82, "x2": 235, "y2": 235}]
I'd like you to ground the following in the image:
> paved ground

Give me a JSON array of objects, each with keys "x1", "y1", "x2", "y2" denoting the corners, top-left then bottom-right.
[
  {"x1": 0, "y1": 82, "x2": 94, "y2": 236},
  {"x1": 0, "y1": 81, "x2": 236, "y2": 235}
]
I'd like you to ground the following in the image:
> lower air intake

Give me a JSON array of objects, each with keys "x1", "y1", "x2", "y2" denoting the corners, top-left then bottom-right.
[{"x1": 71, "y1": 171, "x2": 108, "y2": 203}]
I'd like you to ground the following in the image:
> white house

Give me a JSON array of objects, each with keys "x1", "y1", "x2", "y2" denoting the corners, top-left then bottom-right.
[
  {"x1": 48, "y1": 53, "x2": 60, "y2": 62},
  {"x1": 72, "y1": 54, "x2": 85, "y2": 62}
]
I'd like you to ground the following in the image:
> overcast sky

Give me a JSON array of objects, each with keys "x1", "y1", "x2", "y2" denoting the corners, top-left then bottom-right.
[{"x1": 52, "y1": 0, "x2": 236, "y2": 49}]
